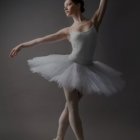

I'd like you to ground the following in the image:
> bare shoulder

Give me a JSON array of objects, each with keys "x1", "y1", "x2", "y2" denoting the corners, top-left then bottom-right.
[
  {"x1": 52, "y1": 27, "x2": 71, "y2": 41},
  {"x1": 56, "y1": 27, "x2": 71, "y2": 35}
]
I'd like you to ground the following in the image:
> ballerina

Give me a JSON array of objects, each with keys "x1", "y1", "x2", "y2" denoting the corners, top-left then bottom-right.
[{"x1": 9, "y1": 0, "x2": 125, "y2": 140}]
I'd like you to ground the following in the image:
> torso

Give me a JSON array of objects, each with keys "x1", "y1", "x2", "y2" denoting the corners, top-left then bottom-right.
[{"x1": 68, "y1": 22, "x2": 98, "y2": 65}]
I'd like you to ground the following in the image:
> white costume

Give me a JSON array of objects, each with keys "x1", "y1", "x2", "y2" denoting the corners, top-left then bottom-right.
[{"x1": 27, "y1": 26, "x2": 125, "y2": 96}]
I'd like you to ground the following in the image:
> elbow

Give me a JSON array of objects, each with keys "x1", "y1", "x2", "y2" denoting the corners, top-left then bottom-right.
[{"x1": 35, "y1": 37, "x2": 45, "y2": 45}]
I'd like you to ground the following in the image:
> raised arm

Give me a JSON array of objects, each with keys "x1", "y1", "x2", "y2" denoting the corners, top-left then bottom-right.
[
  {"x1": 91, "y1": 0, "x2": 108, "y2": 31},
  {"x1": 9, "y1": 27, "x2": 69, "y2": 58}
]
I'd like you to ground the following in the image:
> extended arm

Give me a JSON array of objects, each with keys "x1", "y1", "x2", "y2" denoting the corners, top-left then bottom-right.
[
  {"x1": 22, "y1": 27, "x2": 69, "y2": 48},
  {"x1": 9, "y1": 27, "x2": 69, "y2": 58},
  {"x1": 91, "y1": 0, "x2": 108, "y2": 31}
]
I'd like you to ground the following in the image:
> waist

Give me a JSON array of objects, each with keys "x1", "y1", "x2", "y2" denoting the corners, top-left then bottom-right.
[{"x1": 68, "y1": 54, "x2": 93, "y2": 65}]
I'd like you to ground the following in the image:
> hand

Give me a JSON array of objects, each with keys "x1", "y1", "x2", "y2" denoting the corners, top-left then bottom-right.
[{"x1": 9, "y1": 44, "x2": 23, "y2": 58}]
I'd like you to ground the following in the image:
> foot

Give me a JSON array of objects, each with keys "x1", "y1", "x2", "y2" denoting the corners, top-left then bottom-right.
[
  {"x1": 53, "y1": 138, "x2": 62, "y2": 140},
  {"x1": 53, "y1": 136, "x2": 63, "y2": 140}
]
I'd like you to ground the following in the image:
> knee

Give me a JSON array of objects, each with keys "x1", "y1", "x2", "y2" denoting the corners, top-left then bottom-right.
[{"x1": 66, "y1": 102, "x2": 76, "y2": 114}]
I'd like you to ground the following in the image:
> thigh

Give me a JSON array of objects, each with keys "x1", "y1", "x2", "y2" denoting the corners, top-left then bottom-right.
[{"x1": 63, "y1": 88, "x2": 83, "y2": 103}]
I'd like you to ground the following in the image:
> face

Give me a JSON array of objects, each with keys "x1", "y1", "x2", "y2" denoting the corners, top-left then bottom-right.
[{"x1": 64, "y1": 0, "x2": 80, "y2": 17}]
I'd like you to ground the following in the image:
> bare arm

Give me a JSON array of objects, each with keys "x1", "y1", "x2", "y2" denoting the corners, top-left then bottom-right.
[
  {"x1": 91, "y1": 0, "x2": 108, "y2": 31},
  {"x1": 22, "y1": 27, "x2": 69, "y2": 47},
  {"x1": 9, "y1": 27, "x2": 69, "y2": 58}
]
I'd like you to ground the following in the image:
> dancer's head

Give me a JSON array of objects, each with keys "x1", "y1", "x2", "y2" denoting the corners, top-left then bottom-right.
[{"x1": 64, "y1": 0, "x2": 85, "y2": 17}]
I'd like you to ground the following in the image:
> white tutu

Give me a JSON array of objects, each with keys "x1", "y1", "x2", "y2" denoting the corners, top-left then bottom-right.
[{"x1": 27, "y1": 54, "x2": 126, "y2": 96}]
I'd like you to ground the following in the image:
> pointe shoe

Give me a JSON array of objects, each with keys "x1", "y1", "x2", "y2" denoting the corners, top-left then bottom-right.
[
  {"x1": 53, "y1": 137, "x2": 62, "y2": 140},
  {"x1": 53, "y1": 138, "x2": 59, "y2": 140}
]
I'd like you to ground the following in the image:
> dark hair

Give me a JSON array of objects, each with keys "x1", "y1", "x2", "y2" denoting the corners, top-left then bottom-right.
[{"x1": 72, "y1": 0, "x2": 85, "y2": 13}]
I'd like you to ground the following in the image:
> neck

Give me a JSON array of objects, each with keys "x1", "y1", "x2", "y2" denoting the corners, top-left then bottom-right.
[{"x1": 72, "y1": 12, "x2": 87, "y2": 25}]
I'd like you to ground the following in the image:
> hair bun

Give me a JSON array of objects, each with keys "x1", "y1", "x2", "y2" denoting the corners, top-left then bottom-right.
[
  {"x1": 79, "y1": 0, "x2": 85, "y2": 13},
  {"x1": 81, "y1": 5, "x2": 85, "y2": 13},
  {"x1": 72, "y1": 0, "x2": 85, "y2": 13}
]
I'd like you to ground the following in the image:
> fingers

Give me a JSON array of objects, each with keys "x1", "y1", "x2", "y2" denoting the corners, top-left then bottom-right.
[
  {"x1": 9, "y1": 48, "x2": 18, "y2": 58},
  {"x1": 9, "y1": 48, "x2": 15, "y2": 58}
]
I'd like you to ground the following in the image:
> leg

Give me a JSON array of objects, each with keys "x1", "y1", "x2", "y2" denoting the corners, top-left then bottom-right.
[
  {"x1": 53, "y1": 103, "x2": 69, "y2": 140},
  {"x1": 63, "y1": 88, "x2": 84, "y2": 140}
]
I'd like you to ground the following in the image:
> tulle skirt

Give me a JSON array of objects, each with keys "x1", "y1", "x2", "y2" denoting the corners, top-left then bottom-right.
[{"x1": 27, "y1": 54, "x2": 126, "y2": 96}]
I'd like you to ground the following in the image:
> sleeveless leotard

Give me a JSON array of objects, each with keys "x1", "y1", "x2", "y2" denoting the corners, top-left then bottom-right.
[{"x1": 68, "y1": 25, "x2": 97, "y2": 65}]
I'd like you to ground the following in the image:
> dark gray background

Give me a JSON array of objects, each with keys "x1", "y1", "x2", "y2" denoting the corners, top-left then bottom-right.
[{"x1": 1, "y1": 0, "x2": 140, "y2": 140}]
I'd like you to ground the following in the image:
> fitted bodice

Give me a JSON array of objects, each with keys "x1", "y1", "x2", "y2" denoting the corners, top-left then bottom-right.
[{"x1": 68, "y1": 26, "x2": 98, "y2": 65}]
